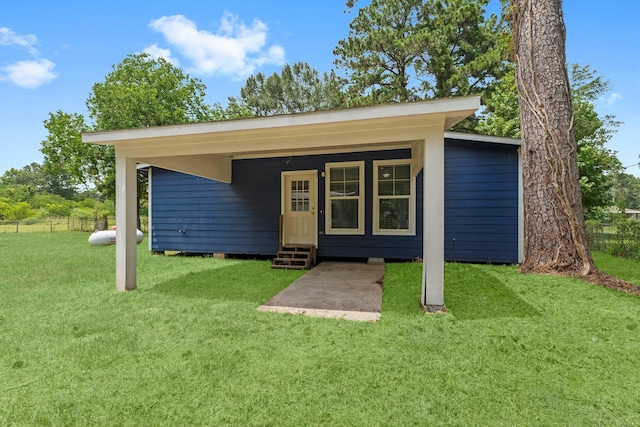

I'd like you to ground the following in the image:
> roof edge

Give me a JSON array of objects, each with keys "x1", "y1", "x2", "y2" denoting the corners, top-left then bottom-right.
[
  {"x1": 445, "y1": 131, "x2": 521, "y2": 146},
  {"x1": 83, "y1": 96, "x2": 481, "y2": 144}
]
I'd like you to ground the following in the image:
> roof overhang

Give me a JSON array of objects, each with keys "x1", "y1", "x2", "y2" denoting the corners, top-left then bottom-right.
[
  {"x1": 445, "y1": 131, "x2": 521, "y2": 146},
  {"x1": 83, "y1": 96, "x2": 481, "y2": 182}
]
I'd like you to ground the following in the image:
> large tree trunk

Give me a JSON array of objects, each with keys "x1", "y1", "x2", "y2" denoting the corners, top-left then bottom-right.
[{"x1": 512, "y1": 0, "x2": 595, "y2": 276}]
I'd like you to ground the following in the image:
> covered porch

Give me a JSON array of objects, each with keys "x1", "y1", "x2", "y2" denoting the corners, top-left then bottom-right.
[{"x1": 82, "y1": 96, "x2": 481, "y2": 311}]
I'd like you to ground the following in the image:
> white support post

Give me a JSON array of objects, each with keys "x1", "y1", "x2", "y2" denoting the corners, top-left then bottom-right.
[
  {"x1": 421, "y1": 134, "x2": 445, "y2": 311},
  {"x1": 115, "y1": 152, "x2": 138, "y2": 291}
]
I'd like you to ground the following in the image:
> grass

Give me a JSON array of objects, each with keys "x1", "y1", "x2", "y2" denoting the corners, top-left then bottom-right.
[
  {"x1": 1, "y1": 233, "x2": 639, "y2": 426},
  {"x1": 593, "y1": 251, "x2": 640, "y2": 284}
]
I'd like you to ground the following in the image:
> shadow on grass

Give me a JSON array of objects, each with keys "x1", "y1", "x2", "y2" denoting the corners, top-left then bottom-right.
[
  {"x1": 445, "y1": 264, "x2": 540, "y2": 320},
  {"x1": 382, "y1": 262, "x2": 540, "y2": 320},
  {"x1": 150, "y1": 260, "x2": 305, "y2": 305}
]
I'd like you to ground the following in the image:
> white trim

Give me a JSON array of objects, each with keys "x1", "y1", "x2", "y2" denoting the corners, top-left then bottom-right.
[
  {"x1": 232, "y1": 142, "x2": 414, "y2": 160},
  {"x1": 147, "y1": 167, "x2": 152, "y2": 252},
  {"x1": 84, "y1": 97, "x2": 481, "y2": 145},
  {"x1": 280, "y1": 170, "x2": 318, "y2": 247},
  {"x1": 445, "y1": 131, "x2": 521, "y2": 146},
  {"x1": 372, "y1": 160, "x2": 416, "y2": 236},
  {"x1": 518, "y1": 148, "x2": 524, "y2": 264},
  {"x1": 325, "y1": 161, "x2": 365, "y2": 235}
]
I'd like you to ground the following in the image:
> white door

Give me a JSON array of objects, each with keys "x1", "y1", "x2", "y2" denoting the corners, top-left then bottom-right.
[{"x1": 282, "y1": 171, "x2": 317, "y2": 245}]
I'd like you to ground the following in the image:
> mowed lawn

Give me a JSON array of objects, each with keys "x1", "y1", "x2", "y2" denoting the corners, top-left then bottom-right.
[{"x1": 1, "y1": 233, "x2": 639, "y2": 426}]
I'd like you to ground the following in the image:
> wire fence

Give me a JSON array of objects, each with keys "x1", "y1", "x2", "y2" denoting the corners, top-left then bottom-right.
[
  {"x1": 0, "y1": 217, "x2": 149, "y2": 234},
  {"x1": 586, "y1": 221, "x2": 640, "y2": 260}
]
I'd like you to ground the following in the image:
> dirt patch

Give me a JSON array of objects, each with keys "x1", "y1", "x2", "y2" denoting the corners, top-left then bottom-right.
[
  {"x1": 520, "y1": 266, "x2": 640, "y2": 296},
  {"x1": 580, "y1": 270, "x2": 640, "y2": 296}
]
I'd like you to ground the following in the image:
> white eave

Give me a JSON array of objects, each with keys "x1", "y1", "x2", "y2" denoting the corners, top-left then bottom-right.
[
  {"x1": 82, "y1": 96, "x2": 481, "y2": 182},
  {"x1": 445, "y1": 131, "x2": 521, "y2": 146},
  {"x1": 83, "y1": 97, "x2": 480, "y2": 153}
]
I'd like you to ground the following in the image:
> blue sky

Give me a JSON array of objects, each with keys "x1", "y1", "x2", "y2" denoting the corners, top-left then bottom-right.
[{"x1": 1, "y1": 0, "x2": 639, "y2": 177}]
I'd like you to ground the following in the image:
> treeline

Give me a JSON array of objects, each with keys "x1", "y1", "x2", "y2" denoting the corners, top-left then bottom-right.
[{"x1": 0, "y1": 162, "x2": 120, "y2": 222}]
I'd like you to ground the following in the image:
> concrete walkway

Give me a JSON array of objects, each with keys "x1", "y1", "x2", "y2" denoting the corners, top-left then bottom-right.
[{"x1": 257, "y1": 261, "x2": 384, "y2": 322}]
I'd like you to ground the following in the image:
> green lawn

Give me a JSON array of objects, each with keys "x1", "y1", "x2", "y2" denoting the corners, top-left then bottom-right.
[{"x1": 1, "y1": 233, "x2": 639, "y2": 426}]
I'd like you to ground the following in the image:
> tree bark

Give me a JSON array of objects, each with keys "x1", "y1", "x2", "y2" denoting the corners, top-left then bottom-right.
[{"x1": 512, "y1": 0, "x2": 595, "y2": 276}]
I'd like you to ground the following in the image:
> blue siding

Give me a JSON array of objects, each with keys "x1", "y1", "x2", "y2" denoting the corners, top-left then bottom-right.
[
  {"x1": 151, "y1": 149, "x2": 422, "y2": 258},
  {"x1": 150, "y1": 138, "x2": 520, "y2": 263},
  {"x1": 444, "y1": 138, "x2": 519, "y2": 263}
]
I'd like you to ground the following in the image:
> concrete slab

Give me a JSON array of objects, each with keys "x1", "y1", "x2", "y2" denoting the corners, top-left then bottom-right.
[{"x1": 257, "y1": 261, "x2": 384, "y2": 322}]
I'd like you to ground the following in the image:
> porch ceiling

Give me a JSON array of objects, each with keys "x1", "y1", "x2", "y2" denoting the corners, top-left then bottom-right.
[{"x1": 82, "y1": 96, "x2": 480, "y2": 181}]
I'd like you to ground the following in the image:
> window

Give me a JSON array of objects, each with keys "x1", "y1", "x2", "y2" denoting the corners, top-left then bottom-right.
[
  {"x1": 325, "y1": 161, "x2": 364, "y2": 234},
  {"x1": 290, "y1": 179, "x2": 309, "y2": 212},
  {"x1": 373, "y1": 160, "x2": 415, "y2": 235}
]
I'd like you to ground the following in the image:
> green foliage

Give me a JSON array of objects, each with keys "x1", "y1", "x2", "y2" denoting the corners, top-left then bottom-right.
[
  {"x1": 0, "y1": 169, "x2": 114, "y2": 221},
  {"x1": 70, "y1": 206, "x2": 94, "y2": 220},
  {"x1": 609, "y1": 219, "x2": 640, "y2": 260},
  {"x1": 29, "y1": 194, "x2": 73, "y2": 217},
  {"x1": 228, "y1": 62, "x2": 345, "y2": 116},
  {"x1": 0, "y1": 163, "x2": 45, "y2": 187},
  {"x1": 40, "y1": 53, "x2": 224, "y2": 203},
  {"x1": 475, "y1": 64, "x2": 520, "y2": 137},
  {"x1": 0, "y1": 162, "x2": 78, "y2": 200},
  {"x1": 587, "y1": 217, "x2": 640, "y2": 260},
  {"x1": 87, "y1": 53, "x2": 217, "y2": 130},
  {"x1": 478, "y1": 64, "x2": 622, "y2": 215},
  {"x1": 334, "y1": 0, "x2": 508, "y2": 104},
  {"x1": 616, "y1": 172, "x2": 640, "y2": 209},
  {"x1": 40, "y1": 110, "x2": 110, "y2": 194},
  {"x1": 0, "y1": 198, "x2": 10, "y2": 219},
  {"x1": 5, "y1": 201, "x2": 35, "y2": 220}
]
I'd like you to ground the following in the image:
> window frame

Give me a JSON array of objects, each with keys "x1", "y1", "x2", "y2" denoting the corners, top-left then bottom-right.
[
  {"x1": 373, "y1": 159, "x2": 416, "y2": 236},
  {"x1": 325, "y1": 161, "x2": 365, "y2": 235}
]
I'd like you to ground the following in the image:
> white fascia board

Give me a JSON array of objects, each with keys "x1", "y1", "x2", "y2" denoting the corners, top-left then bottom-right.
[
  {"x1": 82, "y1": 97, "x2": 481, "y2": 146},
  {"x1": 445, "y1": 131, "x2": 521, "y2": 146}
]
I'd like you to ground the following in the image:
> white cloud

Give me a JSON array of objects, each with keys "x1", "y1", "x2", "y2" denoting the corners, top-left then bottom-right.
[
  {"x1": 1, "y1": 59, "x2": 57, "y2": 89},
  {"x1": 0, "y1": 27, "x2": 58, "y2": 88},
  {"x1": 599, "y1": 92, "x2": 623, "y2": 107},
  {"x1": 0, "y1": 27, "x2": 39, "y2": 55},
  {"x1": 142, "y1": 43, "x2": 180, "y2": 66},
  {"x1": 147, "y1": 12, "x2": 286, "y2": 78}
]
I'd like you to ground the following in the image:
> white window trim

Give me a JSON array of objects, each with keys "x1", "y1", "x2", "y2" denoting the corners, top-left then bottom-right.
[
  {"x1": 373, "y1": 159, "x2": 416, "y2": 236},
  {"x1": 325, "y1": 161, "x2": 365, "y2": 235}
]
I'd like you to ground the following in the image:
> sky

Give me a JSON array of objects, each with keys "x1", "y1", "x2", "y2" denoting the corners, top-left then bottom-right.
[{"x1": 1, "y1": 0, "x2": 639, "y2": 178}]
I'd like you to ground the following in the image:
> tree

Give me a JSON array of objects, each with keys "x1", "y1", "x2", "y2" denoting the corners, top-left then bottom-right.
[
  {"x1": 42, "y1": 53, "x2": 224, "y2": 202},
  {"x1": 85, "y1": 53, "x2": 231, "y2": 225},
  {"x1": 6, "y1": 201, "x2": 35, "y2": 220},
  {"x1": 618, "y1": 172, "x2": 640, "y2": 210},
  {"x1": 40, "y1": 111, "x2": 107, "y2": 193},
  {"x1": 478, "y1": 64, "x2": 622, "y2": 215},
  {"x1": 512, "y1": 0, "x2": 594, "y2": 275},
  {"x1": 228, "y1": 62, "x2": 345, "y2": 116},
  {"x1": 87, "y1": 53, "x2": 219, "y2": 130},
  {"x1": 0, "y1": 162, "x2": 78, "y2": 200},
  {"x1": 333, "y1": 0, "x2": 508, "y2": 105}
]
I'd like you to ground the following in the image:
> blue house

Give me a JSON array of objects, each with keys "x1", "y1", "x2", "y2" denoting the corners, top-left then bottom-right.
[
  {"x1": 83, "y1": 96, "x2": 522, "y2": 311},
  {"x1": 148, "y1": 131, "x2": 521, "y2": 264}
]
